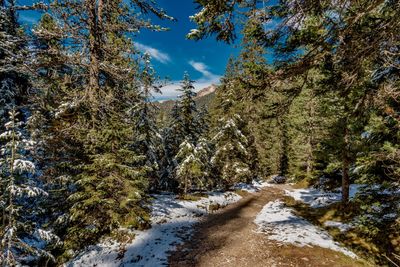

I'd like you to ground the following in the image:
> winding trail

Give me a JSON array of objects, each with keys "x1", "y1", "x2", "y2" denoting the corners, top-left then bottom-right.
[{"x1": 168, "y1": 186, "x2": 368, "y2": 267}]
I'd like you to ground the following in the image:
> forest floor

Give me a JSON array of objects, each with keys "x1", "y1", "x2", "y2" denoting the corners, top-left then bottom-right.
[{"x1": 168, "y1": 185, "x2": 369, "y2": 267}]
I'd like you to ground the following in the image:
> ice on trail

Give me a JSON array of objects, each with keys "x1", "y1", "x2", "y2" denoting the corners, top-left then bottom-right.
[
  {"x1": 254, "y1": 200, "x2": 357, "y2": 258},
  {"x1": 284, "y1": 184, "x2": 364, "y2": 208},
  {"x1": 67, "y1": 191, "x2": 242, "y2": 267}
]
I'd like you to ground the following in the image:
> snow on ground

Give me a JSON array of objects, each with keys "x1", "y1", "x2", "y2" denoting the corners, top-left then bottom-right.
[
  {"x1": 323, "y1": 221, "x2": 352, "y2": 233},
  {"x1": 68, "y1": 191, "x2": 241, "y2": 267},
  {"x1": 232, "y1": 180, "x2": 272, "y2": 193},
  {"x1": 68, "y1": 180, "x2": 271, "y2": 267},
  {"x1": 254, "y1": 200, "x2": 357, "y2": 258},
  {"x1": 284, "y1": 184, "x2": 364, "y2": 208}
]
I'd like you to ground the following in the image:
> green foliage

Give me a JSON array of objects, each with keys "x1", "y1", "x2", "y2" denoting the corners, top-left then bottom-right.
[
  {"x1": 25, "y1": 0, "x2": 174, "y2": 263},
  {"x1": 175, "y1": 139, "x2": 209, "y2": 195},
  {"x1": 1, "y1": 0, "x2": 399, "y2": 264},
  {"x1": 195, "y1": 2, "x2": 400, "y2": 263},
  {"x1": 160, "y1": 73, "x2": 211, "y2": 190},
  {"x1": 211, "y1": 115, "x2": 252, "y2": 188}
]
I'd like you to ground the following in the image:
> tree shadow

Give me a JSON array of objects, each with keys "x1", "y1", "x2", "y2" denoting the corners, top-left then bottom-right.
[{"x1": 168, "y1": 195, "x2": 259, "y2": 266}]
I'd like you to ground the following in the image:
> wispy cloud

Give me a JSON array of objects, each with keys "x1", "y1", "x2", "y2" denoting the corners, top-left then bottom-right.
[
  {"x1": 188, "y1": 60, "x2": 213, "y2": 77},
  {"x1": 135, "y1": 42, "x2": 171, "y2": 64},
  {"x1": 189, "y1": 60, "x2": 221, "y2": 89}
]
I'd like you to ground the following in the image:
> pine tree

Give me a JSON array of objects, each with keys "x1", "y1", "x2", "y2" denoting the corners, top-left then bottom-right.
[
  {"x1": 287, "y1": 72, "x2": 328, "y2": 181},
  {"x1": 30, "y1": 0, "x2": 174, "y2": 260},
  {"x1": 210, "y1": 56, "x2": 238, "y2": 124},
  {"x1": 175, "y1": 139, "x2": 209, "y2": 196},
  {"x1": 132, "y1": 53, "x2": 163, "y2": 189},
  {"x1": 161, "y1": 73, "x2": 206, "y2": 191},
  {"x1": 177, "y1": 72, "x2": 198, "y2": 142},
  {"x1": 160, "y1": 102, "x2": 183, "y2": 190},
  {"x1": 211, "y1": 115, "x2": 251, "y2": 189},
  {"x1": 0, "y1": 0, "x2": 30, "y2": 126},
  {"x1": 355, "y1": 83, "x2": 400, "y2": 184},
  {"x1": 0, "y1": 109, "x2": 50, "y2": 266},
  {"x1": 198, "y1": 0, "x2": 400, "y2": 202},
  {"x1": 195, "y1": 137, "x2": 213, "y2": 188}
]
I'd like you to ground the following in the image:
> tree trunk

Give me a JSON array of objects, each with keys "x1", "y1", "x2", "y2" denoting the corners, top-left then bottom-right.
[
  {"x1": 87, "y1": 0, "x2": 101, "y2": 100},
  {"x1": 305, "y1": 133, "x2": 313, "y2": 177},
  {"x1": 306, "y1": 94, "x2": 316, "y2": 177},
  {"x1": 184, "y1": 175, "x2": 188, "y2": 196},
  {"x1": 279, "y1": 117, "x2": 289, "y2": 176},
  {"x1": 342, "y1": 122, "x2": 350, "y2": 203}
]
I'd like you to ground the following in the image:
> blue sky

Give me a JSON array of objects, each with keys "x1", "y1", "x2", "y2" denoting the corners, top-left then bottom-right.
[{"x1": 18, "y1": 0, "x2": 239, "y2": 99}]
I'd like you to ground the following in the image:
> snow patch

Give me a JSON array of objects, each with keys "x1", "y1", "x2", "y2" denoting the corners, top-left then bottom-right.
[
  {"x1": 68, "y1": 191, "x2": 242, "y2": 267},
  {"x1": 254, "y1": 200, "x2": 357, "y2": 258},
  {"x1": 233, "y1": 180, "x2": 272, "y2": 193},
  {"x1": 284, "y1": 184, "x2": 364, "y2": 208},
  {"x1": 323, "y1": 221, "x2": 352, "y2": 232}
]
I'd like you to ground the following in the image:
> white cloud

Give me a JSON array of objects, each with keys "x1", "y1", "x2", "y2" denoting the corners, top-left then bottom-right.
[
  {"x1": 188, "y1": 60, "x2": 213, "y2": 77},
  {"x1": 188, "y1": 60, "x2": 221, "y2": 91},
  {"x1": 135, "y1": 42, "x2": 171, "y2": 64}
]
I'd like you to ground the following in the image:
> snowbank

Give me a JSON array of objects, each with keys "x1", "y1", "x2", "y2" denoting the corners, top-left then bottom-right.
[
  {"x1": 254, "y1": 200, "x2": 357, "y2": 258},
  {"x1": 323, "y1": 221, "x2": 352, "y2": 232},
  {"x1": 68, "y1": 180, "x2": 273, "y2": 266},
  {"x1": 67, "y1": 191, "x2": 242, "y2": 267},
  {"x1": 284, "y1": 184, "x2": 364, "y2": 208}
]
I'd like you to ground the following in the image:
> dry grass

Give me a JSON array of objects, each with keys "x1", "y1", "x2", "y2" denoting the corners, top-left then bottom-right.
[
  {"x1": 176, "y1": 194, "x2": 202, "y2": 201},
  {"x1": 292, "y1": 179, "x2": 312, "y2": 189},
  {"x1": 283, "y1": 195, "x2": 394, "y2": 266}
]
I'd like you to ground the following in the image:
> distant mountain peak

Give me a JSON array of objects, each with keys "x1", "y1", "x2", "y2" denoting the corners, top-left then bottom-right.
[{"x1": 196, "y1": 84, "x2": 217, "y2": 99}]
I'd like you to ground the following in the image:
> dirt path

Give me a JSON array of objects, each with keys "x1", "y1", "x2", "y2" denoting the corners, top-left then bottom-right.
[{"x1": 168, "y1": 186, "x2": 368, "y2": 267}]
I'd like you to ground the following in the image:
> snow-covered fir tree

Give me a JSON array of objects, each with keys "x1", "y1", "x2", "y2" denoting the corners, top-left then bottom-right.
[
  {"x1": 159, "y1": 102, "x2": 182, "y2": 190},
  {"x1": 177, "y1": 72, "x2": 198, "y2": 142},
  {"x1": 211, "y1": 115, "x2": 252, "y2": 189},
  {"x1": 0, "y1": 109, "x2": 50, "y2": 266},
  {"x1": 175, "y1": 138, "x2": 210, "y2": 195},
  {"x1": 161, "y1": 73, "x2": 206, "y2": 190},
  {"x1": 0, "y1": 1, "x2": 30, "y2": 127},
  {"x1": 195, "y1": 137, "x2": 213, "y2": 188},
  {"x1": 132, "y1": 53, "x2": 164, "y2": 189}
]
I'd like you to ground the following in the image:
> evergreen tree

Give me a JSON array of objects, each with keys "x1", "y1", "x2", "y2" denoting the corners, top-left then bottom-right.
[
  {"x1": 211, "y1": 115, "x2": 251, "y2": 189},
  {"x1": 160, "y1": 102, "x2": 183, "y2": 190},
  {"x1": 0, "y1": 0, "x2": 30, "y2": 126},
  {"x1": 195, "y1": 137, "x2": 212, "y2": 188},
  {"x1": 30, "y1": 0, "x2": 174, "y2": 260},
  {"x1": 287, "y1": 72, "x2": 328, "y2": 181},
  {"x1": 132, "y1": 53, "x2": 163, "y2": 189},
  {"x1": 356, "y1": 84, "x2": 400, "y2": 184},
  {"x1": 161, "y1": 73, "x2": 207, "y2": 190},
  {"x1": 0, "y1": 109, "x2": 50, "y2": 266},
  {"x1": 192, "y1": 0, "x2": 400, "y2": 202},
  {"x1": 177, "y1": 72, "x2": 198, "y2": 142},
  {"x1": 210, "y1": 56, "x2": 238, "y2": 124},
  {"x1": 175, "y1": 138, "x2": 210, "y2": 195}
]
